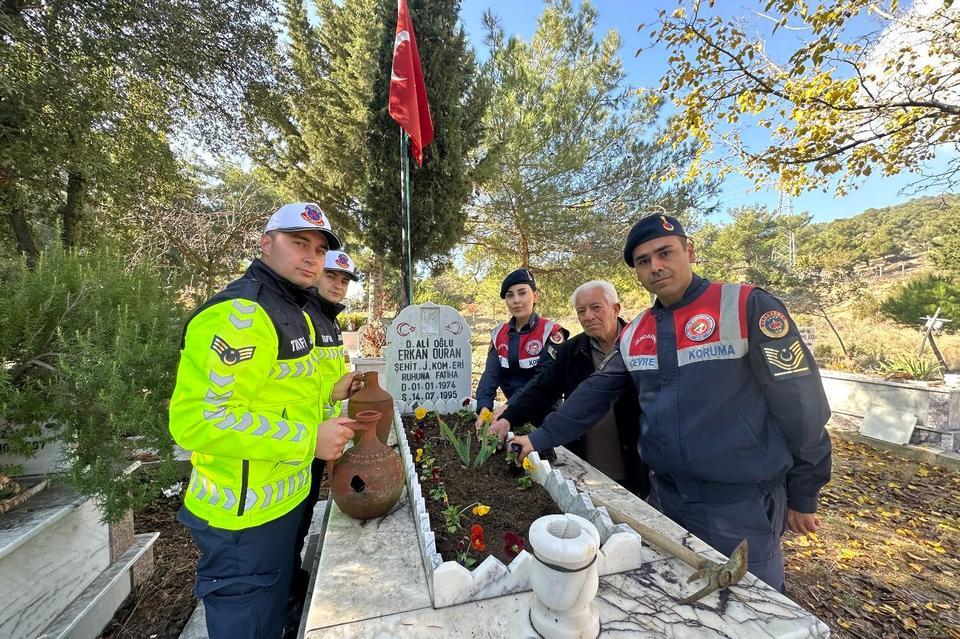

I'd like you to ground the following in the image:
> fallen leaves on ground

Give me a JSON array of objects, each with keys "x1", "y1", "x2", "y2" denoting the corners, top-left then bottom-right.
[{"x1": 784, "y1": 437, "x2": 960, "y2": 639}]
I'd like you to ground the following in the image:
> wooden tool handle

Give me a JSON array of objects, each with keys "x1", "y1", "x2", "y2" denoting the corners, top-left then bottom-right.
[{"x1": 591, "y1": 495, "x2": 706, "y2": 570}]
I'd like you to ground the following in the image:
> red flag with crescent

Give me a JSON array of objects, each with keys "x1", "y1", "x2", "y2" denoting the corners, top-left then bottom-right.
[{"x1": 388, "y1": 0, "x2": 434, "y2": 166}]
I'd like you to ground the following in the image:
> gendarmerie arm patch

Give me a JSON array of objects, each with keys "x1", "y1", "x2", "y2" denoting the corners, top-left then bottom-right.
[
  {"x1": 211, "y1": 335, "x2": 256, "y2": 365},
  {"x1": 550, "y1": 330, "x2": 565, "y2": 344},
  {"x1": 759, "y1": 310, "x2": 789, "y2": 338},
  {"x1": 762, "y1": 337, "x2": 810, "y2": 380}
]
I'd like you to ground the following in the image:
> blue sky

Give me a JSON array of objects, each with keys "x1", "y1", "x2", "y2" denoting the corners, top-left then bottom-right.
[{"x1": 457, "y1": 1, "x2": 945, "y2": 223}]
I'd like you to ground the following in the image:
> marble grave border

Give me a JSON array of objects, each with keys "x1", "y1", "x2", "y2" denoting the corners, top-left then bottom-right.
[{"x1": 391, "y1": 405, "x2": 645, "y2": 608}]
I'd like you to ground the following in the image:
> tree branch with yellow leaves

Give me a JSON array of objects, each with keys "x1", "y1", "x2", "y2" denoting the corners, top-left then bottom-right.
[{"x1": 648, "y1": 0, "x2": 960, "y2": 195}]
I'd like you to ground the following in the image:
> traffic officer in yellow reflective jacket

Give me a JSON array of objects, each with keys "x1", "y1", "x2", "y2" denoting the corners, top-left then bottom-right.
[
  {"x1": 169, "y1": 202, "x2": 362, "y2": 639},
  {"x1": 286, "y1": 249, "x2": 360, "y2": 627},
  {"x1": 509, "y1": 214, "x2": 832, "y2": 594}
]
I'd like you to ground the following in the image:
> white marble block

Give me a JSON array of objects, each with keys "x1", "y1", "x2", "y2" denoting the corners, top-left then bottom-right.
[
  {"x1": 0, "y1": 487, "x2": 111, "y2": 639},
  {"x1": 859, "y1": 405, "x2": 917, "y2": 444}
]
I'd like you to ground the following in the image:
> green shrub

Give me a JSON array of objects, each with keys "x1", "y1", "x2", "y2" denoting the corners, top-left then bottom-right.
[
  {"x1": 880, "y1": 355, "x2": 942, "y2": 381},
  {"x1": 930, "y1": 230, "x2": 960, "y2": 277},
  {"x1": 0, "y1": 245, "x2": 185, "y2": 521},
  {"x1": 337, "y1": 312, "x2": 367, "y2": 331},
  {"x1": 880, "y1": 275, "x2": 960, "y2": 332}
]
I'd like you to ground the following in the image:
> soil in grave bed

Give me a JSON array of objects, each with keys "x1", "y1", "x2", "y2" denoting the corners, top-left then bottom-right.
[{"x1": 401, "y1": 411, "x2": 561, "y2": 567}]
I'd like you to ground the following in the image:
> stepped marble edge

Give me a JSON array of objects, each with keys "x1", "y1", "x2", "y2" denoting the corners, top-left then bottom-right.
[
  {"x1": 38, "y1": 532, "x2": 159, "y2": 639},
  {"x1": 0, "y1": 488, "x2": 112, "y2": 638},
  {"x1": 393, "y1": 405, "x2": 645, "y2": 608}
]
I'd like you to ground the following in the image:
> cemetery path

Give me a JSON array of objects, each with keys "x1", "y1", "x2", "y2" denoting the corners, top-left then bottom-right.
[{"x1": 784, "y1": 438, "x2": 960, "y2": 639}]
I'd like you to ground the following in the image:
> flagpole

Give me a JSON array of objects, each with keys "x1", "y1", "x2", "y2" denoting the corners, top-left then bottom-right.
[{"x1": 399, "y1": 130, "x2": 414, "y2": 307}]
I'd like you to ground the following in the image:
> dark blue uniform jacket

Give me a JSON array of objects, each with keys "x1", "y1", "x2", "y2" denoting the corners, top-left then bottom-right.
[
  {"x1": 503, "y1": 318, "x2": 649, "y2": 497},
  {"x1": 529, "y1": 275, "x2": 832, "y2": 513},
  {"x1": 475, "y1": 312, "x2": 566, "y2": 412}
]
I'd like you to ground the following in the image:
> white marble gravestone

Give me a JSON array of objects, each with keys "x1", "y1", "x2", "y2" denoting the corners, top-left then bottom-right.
[
  {"x1": 385, "y1": 303, "x2": 472, "y2": 414},
  {"x1": 859, "y1": 405, "x2": 918, "y2": 444},
  {"x1": 0, "y1": 422, "x2": 66, "y2": 475}
]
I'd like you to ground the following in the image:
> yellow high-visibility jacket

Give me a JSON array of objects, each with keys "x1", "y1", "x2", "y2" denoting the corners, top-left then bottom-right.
[{"x1": 169, "y1": 260, "x2": 334, "y2": 530}]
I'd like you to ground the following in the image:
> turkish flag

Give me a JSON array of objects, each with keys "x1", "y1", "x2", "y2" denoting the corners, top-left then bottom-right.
[{"x1": 388, "y1": 0, "x2": 434, "y2": 166}]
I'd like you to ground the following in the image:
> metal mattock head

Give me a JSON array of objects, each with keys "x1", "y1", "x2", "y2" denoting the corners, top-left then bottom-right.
[{"x1": 679, "y1": 539, "x2": 750, "y2": 604}]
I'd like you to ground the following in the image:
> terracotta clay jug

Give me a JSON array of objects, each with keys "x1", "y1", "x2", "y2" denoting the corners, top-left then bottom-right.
[
  {"x1": 347, "y1": 371, "x2": 394, "y2": 444},
  {"x1": 329, "y1": 410, "x2": 404, "y2": 520}
]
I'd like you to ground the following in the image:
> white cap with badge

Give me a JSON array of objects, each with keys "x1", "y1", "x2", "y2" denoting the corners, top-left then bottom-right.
[
  {"x1": 264, "y1": 202, "x2": 342, "y2": 250},
  {"x1": 323, "y1": 250, "x2": 360, "y2": 282}
]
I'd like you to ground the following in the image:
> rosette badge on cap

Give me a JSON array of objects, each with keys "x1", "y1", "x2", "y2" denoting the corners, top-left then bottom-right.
[
  {"x1": 324, "y1": 250, "x2": 360, "y2": 282},
  {"x1": 264, "y1": 202, "x2": 342, "y2": 250},
  {"x1": 499, "y1": 268, "x2": 537, "y2": 299},
  {"x1": 622, "y1": 213, "x2": 687, "y2": 267}
]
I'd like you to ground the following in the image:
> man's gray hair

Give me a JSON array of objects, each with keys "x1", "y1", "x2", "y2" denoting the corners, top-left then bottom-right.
[{"x1": 571, "y1": 280, "x2": 619, "y2": 307}]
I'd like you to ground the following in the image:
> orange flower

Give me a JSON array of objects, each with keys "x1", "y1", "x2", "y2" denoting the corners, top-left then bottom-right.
[{"x1": 470, "y1": 524, "x2": 486, "y2": 552}]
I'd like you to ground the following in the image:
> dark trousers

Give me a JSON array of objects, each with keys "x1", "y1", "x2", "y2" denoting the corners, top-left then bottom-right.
[
  {"x1": 648, "y1": 475, "x2": 787, "y2": 593},
  {"x1": 289, "y1": 458, "x2": 326, "y2": 603},
  {"x1": 178, "y1": 501, "x2": 305, "y2": 639}
]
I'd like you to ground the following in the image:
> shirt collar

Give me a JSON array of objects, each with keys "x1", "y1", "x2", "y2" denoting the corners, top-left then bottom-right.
[
  {"x1": 652, "y1": 274, "x2": 708, "y2": 312},
  {"x1": 509, "y1": 311, "x2": 539, "y2": 332},
  {"x1": 308, "y1": 289, "x2": 346, "y2": 318},
  {"x1": 581, "y1": 317, "x2": 626, "y2": 355},
  {"x1": 248, "y1": 258, "x2": 311, "y2": 307}
]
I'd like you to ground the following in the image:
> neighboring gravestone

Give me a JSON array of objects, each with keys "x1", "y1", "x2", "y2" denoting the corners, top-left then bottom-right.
[
  {"x1": 0, "y1": 423, "x2": 65, "y2": 475},
  {"x1": 385, "y1": 303, "x2": 472, "y2": 414},
  {"x1": 797, "y1": 325, "x2": 816, "y2": 351},
  {"x1": 859, "y1": 405, "x2": 917, "y2": 445}
]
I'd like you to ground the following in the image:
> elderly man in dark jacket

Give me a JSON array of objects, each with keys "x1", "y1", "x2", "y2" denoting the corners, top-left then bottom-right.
[{"x1": 489, "y1": 280, "x2": 649, "y2": 498}]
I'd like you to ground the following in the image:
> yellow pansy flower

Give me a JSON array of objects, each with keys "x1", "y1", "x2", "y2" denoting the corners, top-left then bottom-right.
[
  {"x1": 472, "y1": 504, "x2": 491, "y2": 517},
  {"x1": 522, "y1": 457, "x2": 535, "y2": 472},
  {"x1": 415, "y1": 448, "x2": 424, "y2": 462},
  {"x1": 479, "y1": 407, "x2": 492, "y2": 422},
  {"x1": 414, "y1": 407, "x2": 428, "y2": 420}
]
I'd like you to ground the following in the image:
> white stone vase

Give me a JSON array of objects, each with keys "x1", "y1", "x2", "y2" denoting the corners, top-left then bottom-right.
[{"x1": 528, "y1": 513, "x2": 601, "y2": 639}]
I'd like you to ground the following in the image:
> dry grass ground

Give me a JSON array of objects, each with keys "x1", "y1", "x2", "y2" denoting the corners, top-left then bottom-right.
[
  {"x1": 784, "y1": 436, "x2": 960, "y2": 638},
  {"x1": 801, "y1": 314, "x2": 960, "y2": 375}
]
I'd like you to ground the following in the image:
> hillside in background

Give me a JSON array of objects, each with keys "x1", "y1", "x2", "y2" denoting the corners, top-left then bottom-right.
[
  {"x1": 801, "y1": 194, "x2": 960, "y2": 265},
  {"x1": 779, "y1": 196, "x2": 960, "y2": 375}
]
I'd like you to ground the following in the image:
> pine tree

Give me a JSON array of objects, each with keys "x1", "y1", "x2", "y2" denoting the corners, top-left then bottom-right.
[
  {"x1": 361, "y1": 0, "x2": 490, "y2": 271},
  {"x1": 468, "y1": 0, "x2": 715, "y2": 297},
  {"x1": 247, "y1": 0, "x2": 488, "y2": 314}
]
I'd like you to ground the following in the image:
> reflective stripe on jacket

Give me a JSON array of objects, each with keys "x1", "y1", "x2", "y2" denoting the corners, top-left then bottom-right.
[
  {"x1": 491, "y1": 318, "x2": 561, "y2": 369},
  {"x1": 475, "y1": 313, "x2": 567, "y2": 411}
]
